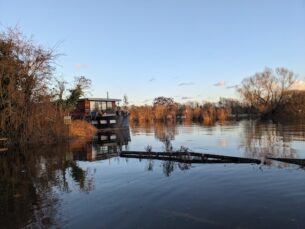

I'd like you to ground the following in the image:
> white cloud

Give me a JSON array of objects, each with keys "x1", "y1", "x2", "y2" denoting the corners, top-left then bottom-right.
[
  {"x1": 290, "y1": 80, "x2": 305, "y2": 91},
  {"x1": 178, "y1": 82, "x2": 195, "y2": 86},
  {"x1": 148, "y1": 77, "x2": 156, "y2": 82},
  {"x1": 214, "y1": 80, "x2": 226, "y2": 87},
  {"x1": 226, "y1": 84, "x2": 238, "y2": 89},
  {"x1": 181, "y1": 96, "x2": 193, "y2": 100},
  {"x1": 74, "y1": 64, "x2": 87, "y2": 69},
  {"x1": 141, "y1": 98, "x2": 153, "y2": 104}
]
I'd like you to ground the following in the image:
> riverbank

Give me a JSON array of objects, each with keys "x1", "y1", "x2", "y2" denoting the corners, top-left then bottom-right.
[
  {"x1": 1, "y1": 120, "x2": 97, "y2": 146},
  {"x1": 69, "y1": 120, "x2": 97, "y2": 139}
]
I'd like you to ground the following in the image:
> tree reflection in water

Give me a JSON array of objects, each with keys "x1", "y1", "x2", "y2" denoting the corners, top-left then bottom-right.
[
  {"x1": 140, "y1": 125, "x2": 192, "y2": 176},
  {"x1": 240, "y1": 120, "x2": 305, "y2": 161},
  {"x1": 130, "y1": 121, "x2": 177, "y2": 145},
  {"x1": 145, "y1": 159, "x2": 191, "y2": 177},
  {"x1": 133, "y1": 120, "x2": 305, "y2": 171},
  {"x1": 0, "y1": 144, "x2": 94, "y2": 228},
  {"x1": 132, "y1": 122, "x2": 185, "y2": 176}
]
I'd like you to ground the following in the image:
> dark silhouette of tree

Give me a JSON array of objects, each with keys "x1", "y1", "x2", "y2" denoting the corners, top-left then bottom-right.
[
  {"x1": 153, "y1": 96, "x2": 174, "y2": 107},
  {"x1": 65, "y1": 76, "x2": 91, "y2": 109}
]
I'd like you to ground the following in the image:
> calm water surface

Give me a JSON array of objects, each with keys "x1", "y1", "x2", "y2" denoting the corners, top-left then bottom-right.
[{"x1": 1, "y1": 120, "x2": 305, "y2": 228}]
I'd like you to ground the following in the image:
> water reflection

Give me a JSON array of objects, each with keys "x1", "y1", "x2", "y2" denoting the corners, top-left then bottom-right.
[
  {"x1": 130, "y1": 122, "x2": 177, "y2": 142},
  {"x1": 0, "y1": 129, "x2": 131, "y2": 228},
  {"x1": 2, "y1": 122, "x2": 305, "y2": 228},
  {"x1": 131, "y1": 120, "x2": 305, "y2": 160},
  {"x1": 145, "y1": 159, "x2": 191, "y2": 177},
  {"x1": 163, "y1": 161, "x2": 191, "y2": 176},
  {"x1": 71, "y1": 129, "x2": 131, "y2": 161},
  {"x1": 240, "y1": 120, "x2": 305, "y2": 160},
  {"x1": 0, "y1": 145, "x2": 92, "y2": 228},
  {"x1": 115, "y1": 121, "x2": 305, "y2": 172}
]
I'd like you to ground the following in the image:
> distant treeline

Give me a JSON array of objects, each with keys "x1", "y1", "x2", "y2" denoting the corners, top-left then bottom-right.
[
  {"x1": 130, "y1": 67, "x2": 305, "y2": 123},
  {"x1": 129, "y1": 97, "x2": 254, "y2": 125}
]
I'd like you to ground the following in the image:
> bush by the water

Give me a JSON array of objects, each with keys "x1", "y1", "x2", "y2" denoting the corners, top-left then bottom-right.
[
  {"x1": 0, "y1": 28, "x2": 91, "y2": 144},
  {"x1": 70, "y1": 120, "x2": 97, "y2": 139}
]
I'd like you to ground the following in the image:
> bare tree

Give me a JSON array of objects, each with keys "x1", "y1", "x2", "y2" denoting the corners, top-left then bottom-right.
[
  {"x1": 53, "y1": 79, "x2": 67, "y2": 101},
  {"x1": 153, "y1": 96, "x2": 174, "y2": 107},
  {"x1": 73, "y1": 75, "x2": 91, "y2": 95},
  {"x1": 237, "y1": 67, "x2": 296, "y2": 116},
  {"x1": 0, "y1": 27, "x2": 56, "y2": 141},
  {"x1": 65, "y1": 76, "x2": 91, "y2": 109},
  {"x1": 123, "y1": 94, "x2": 129, "y2": 109}
]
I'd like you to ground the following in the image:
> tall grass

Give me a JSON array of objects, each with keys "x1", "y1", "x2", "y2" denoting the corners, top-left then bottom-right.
[
  {"x1": 129, "y1": 102, "x2": 231, "y2": 124},
  {"x1": 70, "y1": 120, "x2": 97, "y2": 139}
]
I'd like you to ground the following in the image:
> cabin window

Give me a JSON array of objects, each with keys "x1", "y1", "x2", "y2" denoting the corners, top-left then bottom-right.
[
  {"x1": 100, "y1": 120, "x2": 107, "y2": 124},
  {"x1": 90, "y1": 101, "x2": 100, "y2": 111},
  {"x1": 107, "y1": 101, "x2": 113, "y2": 109},
  {"x1": 100, "y1": 146, "x2": 108, "y2": 152},
  {"x1": 95, "y1": 102, "x2": 99, "y2": 110},
  {"x1": 110, "y1": 135, "x2": 117, "y2": 140},
  {"x1": 101, "y1": 102, "x2": 107, "y2": 111},
  {"x1": 97, "y1": 102, "x2": 102, "y2": 110},
  {"x1": 100, "y1": 135, "x2": 108, "y2": 141},
  {"x1": 89, "y1": 100, "x2": 114, "y2": 111}
]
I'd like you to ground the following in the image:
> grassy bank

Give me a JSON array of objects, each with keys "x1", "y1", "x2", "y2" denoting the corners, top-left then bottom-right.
[{"x1": 70, "y1": 120, "x2": 97, "y2": 139}]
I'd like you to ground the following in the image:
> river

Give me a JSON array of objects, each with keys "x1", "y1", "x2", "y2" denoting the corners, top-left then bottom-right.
[{"x1": 1, "y1": 120, "x2": 305, "y2": 228}]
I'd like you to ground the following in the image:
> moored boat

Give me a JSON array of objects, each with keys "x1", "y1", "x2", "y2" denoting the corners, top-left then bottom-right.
[{"x1": 71, "y1": 97, "x2": 129, "y2": 129}]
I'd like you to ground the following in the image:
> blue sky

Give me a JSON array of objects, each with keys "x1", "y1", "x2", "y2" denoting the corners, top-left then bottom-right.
[{"x1": 1, "y1": 0, "x2": 305, "y2": 104}]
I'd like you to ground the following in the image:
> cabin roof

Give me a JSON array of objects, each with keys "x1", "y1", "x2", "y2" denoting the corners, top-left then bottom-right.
[{"x1": 79, "y1": 98, "x2": 121, "y2": 102}]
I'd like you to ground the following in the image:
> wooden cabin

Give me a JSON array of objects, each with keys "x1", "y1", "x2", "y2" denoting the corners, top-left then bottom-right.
[
  {"x1": 71, "y1": 98, "x2": 129, "y2": 129},
  {"x1": 72, "y1": 98, "x2": 121, "y2": 118}
]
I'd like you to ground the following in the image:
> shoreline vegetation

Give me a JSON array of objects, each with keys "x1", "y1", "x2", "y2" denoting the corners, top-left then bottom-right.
[
  {"x1": 129, "y1": 97, "x2": 251, "y2": 125},
  {"x1": 70, "y1": 120, "x2": 97, "y2": 139},
  {"x1": 0, "y1": 28, "x2": 96, "y2": 144},
  {"x1": 1, "y1": 27, "x2": 305, "y2": 144}
]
